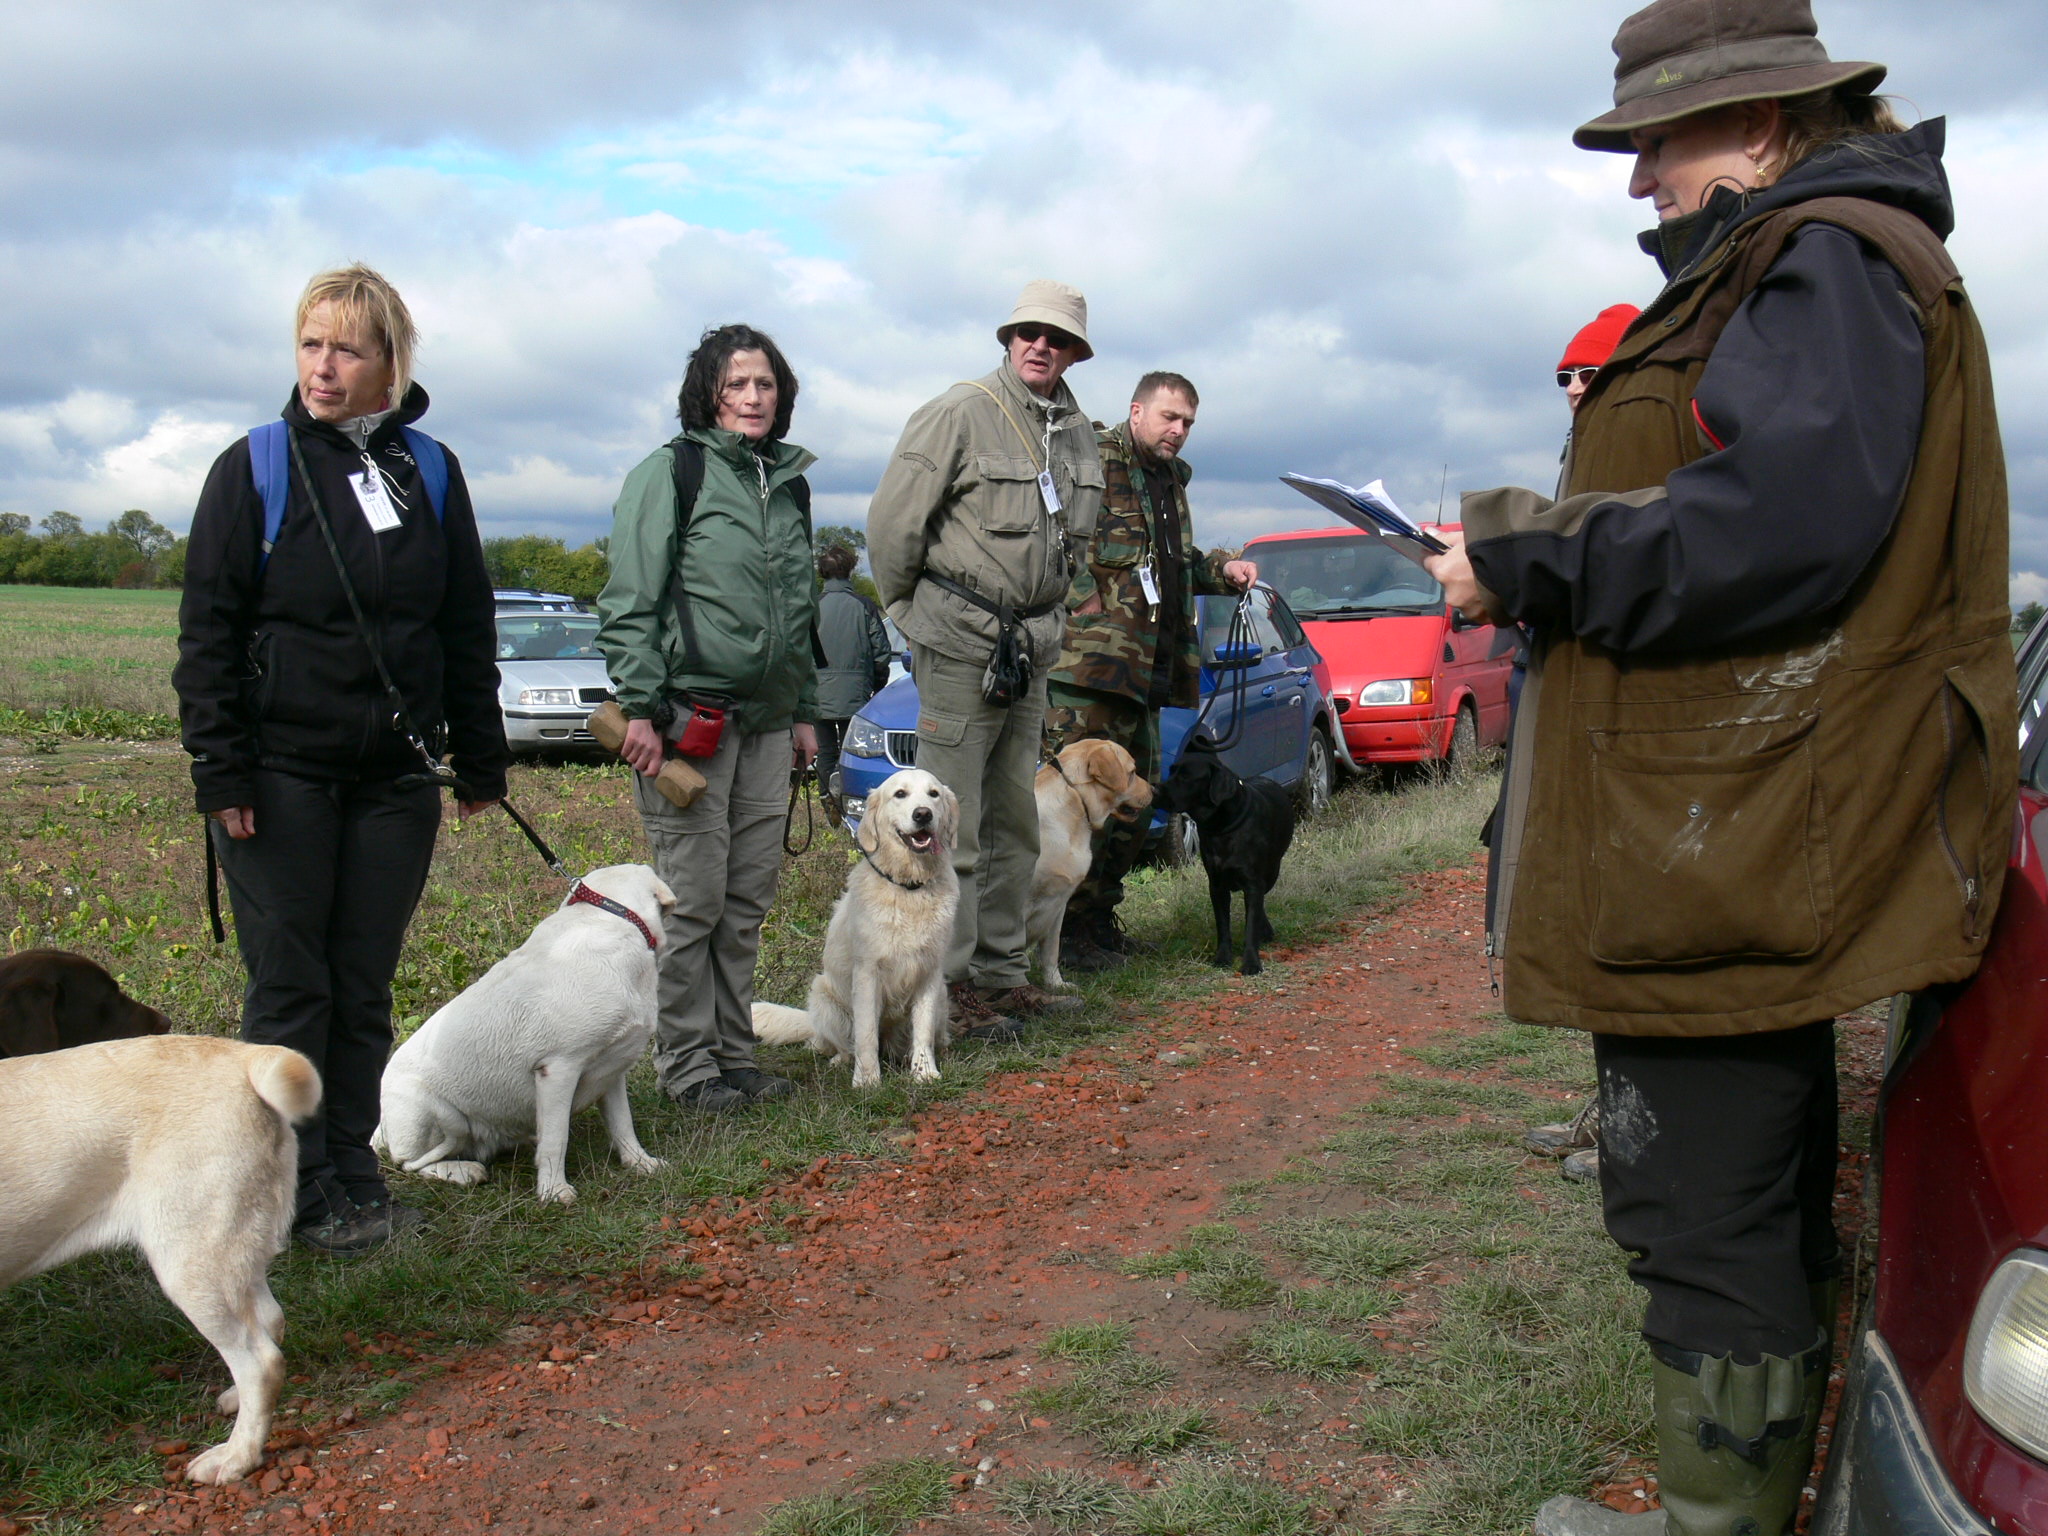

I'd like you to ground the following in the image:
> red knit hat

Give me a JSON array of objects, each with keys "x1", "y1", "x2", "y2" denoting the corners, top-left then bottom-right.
[{"x1": 1558, "y1": 304, "x2": 1641, "y2": 372}]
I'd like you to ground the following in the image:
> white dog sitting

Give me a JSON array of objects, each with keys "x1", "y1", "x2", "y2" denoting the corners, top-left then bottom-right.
[
  {"x1": 0, "y1": 1034, "x2": 320, "y2": 1484},
  {"x1": 752, "y1": 767, "x2": 959, "y2": 1088},
  {"x1": 373, "y1": 863, "x2": 675, "y2": 1204}
]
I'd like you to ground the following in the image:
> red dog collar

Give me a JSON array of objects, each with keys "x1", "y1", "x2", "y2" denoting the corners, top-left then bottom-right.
[{"x1": 566, "y1": 880, "x2": 660, "y2": 951}]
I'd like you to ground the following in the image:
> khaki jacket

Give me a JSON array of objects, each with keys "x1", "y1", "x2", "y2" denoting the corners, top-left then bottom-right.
[
  {"x1": 1468, "y1": 191, "x2": 2015, "y2": 1036},
  {"x1": 867, "y1": 361, "x2": 1103, "y2": 669},
  {"x1": 1048, "y1": 421, "x2": 1234, "y2": 709}
]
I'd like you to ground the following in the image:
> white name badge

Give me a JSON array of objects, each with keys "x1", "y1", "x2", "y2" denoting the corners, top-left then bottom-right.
[
  {"x1": 1138, "y1": 562, "x2": 1162, "y2": 607},
  {"x1": 352, "y1": 468, "x2": 402, "y2": 532},
  {"x1": 1037, "y1": 468, "x2": 1062, "y2": 516}
]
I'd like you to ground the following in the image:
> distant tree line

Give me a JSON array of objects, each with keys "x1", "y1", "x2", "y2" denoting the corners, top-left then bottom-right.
[{"x1": 0, "y1": 511, "x2": 184, "y2": 589}]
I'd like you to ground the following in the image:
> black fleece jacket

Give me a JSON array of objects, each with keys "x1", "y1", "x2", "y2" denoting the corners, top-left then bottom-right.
[
  {"x1": 1469, "y1": 122, "x2": 1949, "y2": 656},
  {"x1": 174, "y1": 385, "x2": 508, "y2": 811}
]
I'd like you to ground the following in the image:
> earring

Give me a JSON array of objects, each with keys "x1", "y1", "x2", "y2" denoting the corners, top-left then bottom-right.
[{"x1": 1748, "y1": 149, "x2": 1767, "y2": 188}]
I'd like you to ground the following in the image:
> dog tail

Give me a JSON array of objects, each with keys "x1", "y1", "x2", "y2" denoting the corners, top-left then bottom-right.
[
  {"x1": 245, "y1": 1045, "x2": 322, "y2": 1125},
  {"x1": 749, "y1": 1002, "x2": 814, "y2": 1048}
]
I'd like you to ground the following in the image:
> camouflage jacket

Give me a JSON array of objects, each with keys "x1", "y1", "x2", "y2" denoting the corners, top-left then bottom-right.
[{"x1": 1047, "y1": 421, "x2": 1233, "y2": 708}]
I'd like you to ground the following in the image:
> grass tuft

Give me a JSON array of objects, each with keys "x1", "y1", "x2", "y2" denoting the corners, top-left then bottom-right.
[
  {"x1": 1040, "y1": 1321, "x2": 1135, "y2": 1362},
  {"x1": 1238, "y1": 1318, "x2": 1376, "y2": 1380},
  {"x1": 994, "y1": 1465, "x2": 1126, "y2": 1532},
  {"x1": 755, "y1": 1454, "x2": 953, "y2": 1536}
]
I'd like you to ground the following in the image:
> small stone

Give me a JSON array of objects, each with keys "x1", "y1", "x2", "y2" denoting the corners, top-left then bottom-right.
[
  {"x1": 575, "y1": 1491, "x2": 597, "y2": 1510},
  {"x1": 922, "y1": 1344, "x2": 950, "y2": 1362}
]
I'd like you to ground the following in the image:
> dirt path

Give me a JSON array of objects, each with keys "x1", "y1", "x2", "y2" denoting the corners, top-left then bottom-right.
[{"x1": 91, "y1": 861, "x2": 1868, "y2": 1536}]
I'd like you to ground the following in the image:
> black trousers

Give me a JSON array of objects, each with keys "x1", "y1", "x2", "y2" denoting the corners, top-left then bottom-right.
[
  {"x1": 815, "y1": 717, "x2": 846, "y2": 798},
  {"x1": 1594, "y1": 1021, "x2": 1840, "y2": 1362},
  {"x1": 212, "y1": 769, "x2": 439, "y2": 1222}
]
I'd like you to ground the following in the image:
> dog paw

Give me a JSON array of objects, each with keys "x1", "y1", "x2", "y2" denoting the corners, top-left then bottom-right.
[
  {"x1": 216, "y1": 1386, "x2": 240, "y2": 1415},
  {"x1": 1242, "y1": 960, "x2": 1263, "y2": 976},
  {"x1": 850, "y1": 1067, "x2": 882, "y2": 1090},
  {"x1": 910, "y1": 1057, "x2": 941, "y2": 1083},
  {"x1": 420, "y1": 1160, "x2": 488, "y2": 1186},
  {"x1": 624, "y1": 1154, "x2": 668, "y2": 1175},
  {"x1": 1210, "y1": 953, "x2": 1234, "y2": 969},
  {"x1": 183, "y1": 1442, "x2": 258, "y2": 1485},
  {"x1": 537, "y1": 1183, "x2": 578, "y2": 1205}
]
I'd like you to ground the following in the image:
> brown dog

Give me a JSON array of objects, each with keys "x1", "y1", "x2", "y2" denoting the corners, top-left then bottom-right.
[
  {"x1": 1026, "y1": 739, "x2": 1155, "y2": 991},
  {"x1": 0, "y1": 949, "x2": 171, "y2": 1057}
]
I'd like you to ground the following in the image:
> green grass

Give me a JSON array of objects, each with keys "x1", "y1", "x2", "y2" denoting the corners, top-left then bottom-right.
[
  {"x1": 1237, "y1": 1318, "x2": 1376, "y2": 1380},
  {"x1": 755, "y1": 1455, "x2": 954, "y2": 1536},
  {"x1": 996, "y1": 1465, "x2": 1319, "y2": 1536},
  {"x1": 1041, "y1": 1321, "x2": 1137, "y2": 1362},
  {"x1": 0, "y1": 585, "x2": 183, "y2": 719},
  {"x1": 1018, "y1": 1350, "x2": 1213, "y2": 1458},
  {"x1": 0, "y1": 608, "x2": 1502, "y2": 1515}
]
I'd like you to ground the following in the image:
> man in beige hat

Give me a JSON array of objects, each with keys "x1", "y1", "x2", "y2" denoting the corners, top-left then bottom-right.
[
  {"x1": 868, "y1": 281, "x2": 1104, "y2": 1036},
  {"x1": 1423, "y1": 3, "x2": 2013, "y2": 1535}
]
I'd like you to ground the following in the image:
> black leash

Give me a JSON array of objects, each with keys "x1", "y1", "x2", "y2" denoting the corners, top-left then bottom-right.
[
  {"x1": 1193, "y1": 586, "x2": 1261, "y2": 752},
  {"x1": 784, "y1": 763, "x2": 816, "y2": 856}
]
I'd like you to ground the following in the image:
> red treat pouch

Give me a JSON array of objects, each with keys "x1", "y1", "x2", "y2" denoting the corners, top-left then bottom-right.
[{"x1": 670, "y1": 697, "x2": 728, "y2": 758}]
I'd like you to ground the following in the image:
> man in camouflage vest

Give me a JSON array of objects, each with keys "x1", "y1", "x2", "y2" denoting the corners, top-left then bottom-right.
[{"x1": 1045, "y1": 372, "x2": 1257, "y2": 970}]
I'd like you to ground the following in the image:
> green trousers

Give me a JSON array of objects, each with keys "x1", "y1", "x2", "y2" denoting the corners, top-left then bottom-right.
[
  {"x1": 911, "y1": 644, "x2": 1045, "y2": 989},
  {"x1": 1044, "y1": 682, "x2": 1161, "y2": 920}
]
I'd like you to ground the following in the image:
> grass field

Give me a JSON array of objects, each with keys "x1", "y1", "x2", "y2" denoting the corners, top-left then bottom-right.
[
  {"x1": 0, "y1": 584, "x2": 183, "y2": 720},
  {"x1": 0, "y1": 589, "x2": 1507, "y2": 1516}
]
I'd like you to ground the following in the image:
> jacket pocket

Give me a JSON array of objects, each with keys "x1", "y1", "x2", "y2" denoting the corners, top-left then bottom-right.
[
  {"x1": 1588, "y1": 715, "x2": 1832, "y2": 966},
  {"x1": 1938, "y1": 664, "x2": 1998, "y2": 938},
  {"x1": 1093, "y1": 527, "x2": 1145, "y2": 569},
  {"x1": 974, "y1": 454, "x2": 1043, "y2": 533}
]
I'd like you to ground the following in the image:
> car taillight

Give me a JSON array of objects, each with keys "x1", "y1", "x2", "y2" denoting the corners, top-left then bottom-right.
[{"x1": 1964, "y1": 1248, "x2": 2048, "y2": 1459}]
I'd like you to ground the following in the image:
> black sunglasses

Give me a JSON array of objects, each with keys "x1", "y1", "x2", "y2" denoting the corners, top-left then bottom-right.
[
  {"x1": 1012, "y1": 323, "x2": 1078, "y2": 351},
  {"x1": 1557, "y1": 366, "x2": 1599, "y2": 388}
]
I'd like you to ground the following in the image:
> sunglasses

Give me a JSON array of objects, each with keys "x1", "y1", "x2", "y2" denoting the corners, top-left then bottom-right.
[
  {"x1": 1557, "y1": 366, "x2": 1599, "y2": 388},
  {"x1": 1012, "y1": 324, "x2": 1078, "y2": 351}
]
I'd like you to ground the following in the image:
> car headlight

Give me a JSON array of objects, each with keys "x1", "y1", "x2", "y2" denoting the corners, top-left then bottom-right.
[
  {"x1": 1358, "y1": 679, "x2": 1432, "y2": 706},
  {"x1": 843, "y1": 716, "x2": 887, "y2": 758},
  {"x1": 517, "y1": 688, "x2": 577, "y2": 707},
  {"x1": 1965, "y1": 1249, "x2": 2048, "y2": 1458}
]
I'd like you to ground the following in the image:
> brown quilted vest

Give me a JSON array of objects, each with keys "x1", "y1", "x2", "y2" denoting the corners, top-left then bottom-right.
[{"x1": 1500, "y1": 196, "x2": 2016, "y2": 1036}]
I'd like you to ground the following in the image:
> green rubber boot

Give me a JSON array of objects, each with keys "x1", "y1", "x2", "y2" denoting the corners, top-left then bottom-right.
[{"x1": 1532, "y1": 1337, "x2": 1827, "y2": 1536}]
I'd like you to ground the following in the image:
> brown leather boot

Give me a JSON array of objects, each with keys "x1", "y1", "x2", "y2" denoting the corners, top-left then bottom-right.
[
  {"x1": 948, "y1": 982, "x2": 1026, "y2": 1043},
  {"x1": 981, "y1": 982, "x2": 1084, "y2": 1016}
]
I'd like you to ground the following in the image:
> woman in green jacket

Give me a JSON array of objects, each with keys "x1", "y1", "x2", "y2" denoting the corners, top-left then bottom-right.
[{"x1": 596, "y1": 324, "x2": 819, "y2": 1113}]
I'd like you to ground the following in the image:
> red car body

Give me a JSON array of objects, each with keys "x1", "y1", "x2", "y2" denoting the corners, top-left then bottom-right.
[
  {"x1": 1241, "y1": 525, "x2": 1516, "y2": 767},
  {"x1": 1816, "y1": 623, "x2": 2048, "y2": 1536}
]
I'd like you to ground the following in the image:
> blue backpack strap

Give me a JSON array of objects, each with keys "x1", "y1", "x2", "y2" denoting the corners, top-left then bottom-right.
[
  {"x1": 400, "y1": 427, "x2": 448, "y2": 522},
  {"x1": 247, "y1": 421, "x2": 290, "y2": 572}
]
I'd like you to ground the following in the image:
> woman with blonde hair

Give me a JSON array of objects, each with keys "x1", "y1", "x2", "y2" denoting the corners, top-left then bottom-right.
[
  {"x1": 175, "y1": 264, "x2": 505, "y2": 1257},
  {"x1": 1427, "y1": 2, "x2": 2013, "y2": 1531}
]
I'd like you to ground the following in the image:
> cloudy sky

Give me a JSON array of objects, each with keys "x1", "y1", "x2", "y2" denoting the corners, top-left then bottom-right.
[{"x1": 5, "y1": 1, "x2": 2048, "y2": 593}]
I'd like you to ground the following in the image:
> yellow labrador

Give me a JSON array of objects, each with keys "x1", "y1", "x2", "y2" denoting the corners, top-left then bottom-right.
[
  {"x1": 1027, "y1": 738, "x2": 1155, "y2": 990},
  {"x1": 752, "y1": 767, "x2": 959, "y2": 1086},
  {"x1": 0, "y1": 1034, "x2": 319, "y2": 1484}
]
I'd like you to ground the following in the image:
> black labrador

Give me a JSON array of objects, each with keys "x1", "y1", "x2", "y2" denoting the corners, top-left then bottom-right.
[
  {"x1": 0, "y1": 949, "x2": 171, "y2": 1057},
  {"x1": 1156, "y1": 739, "x2": 1296, "y2": 975}
]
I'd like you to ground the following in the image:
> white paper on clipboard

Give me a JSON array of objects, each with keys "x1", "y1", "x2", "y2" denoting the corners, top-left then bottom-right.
[{"x1": 1279, "y1": 473, "x2": 1448, "y2": 568}]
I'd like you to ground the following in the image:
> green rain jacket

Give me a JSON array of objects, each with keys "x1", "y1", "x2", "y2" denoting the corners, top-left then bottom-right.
[{"x1": 596, "y1": 428, "x2": 820, "y2": 733}]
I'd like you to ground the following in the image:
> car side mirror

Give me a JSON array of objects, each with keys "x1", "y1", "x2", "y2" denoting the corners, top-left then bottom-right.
[{"x1": 1208, "y1": 640, "x2": 1265, "y2": 669}]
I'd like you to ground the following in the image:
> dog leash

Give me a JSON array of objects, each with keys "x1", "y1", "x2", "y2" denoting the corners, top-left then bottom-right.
[
  {"x1": 784, "y1": 764, "x2": 816, "y2": 856},
  {"x1": 1192, "y1": 586, "x2": 1261, "y2": 753}
]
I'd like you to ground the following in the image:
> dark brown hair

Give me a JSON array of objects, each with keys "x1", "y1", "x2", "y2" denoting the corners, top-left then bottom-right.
[
  {"x1": 677, "y1": 324, "x2": 800, "y2": 439},
  {"x1": 817, "y1": 544, "x2": 858, "y2": 580},
  {"x1": 1133, "y1": 370, "x2": 1199, "y2": 408}
]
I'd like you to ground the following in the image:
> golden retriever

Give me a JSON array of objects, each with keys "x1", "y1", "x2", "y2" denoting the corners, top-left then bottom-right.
[
  {"x1": 1026, "y1": 738, "x2": 1155, "y2": 990},
  {"x1": 752, "y1": 767, "x2": 960, "y2": 1086}
]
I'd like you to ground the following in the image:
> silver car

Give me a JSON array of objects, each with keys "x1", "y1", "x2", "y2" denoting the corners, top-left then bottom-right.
[{"x1": 494, "y1": 610, "x2": 614, "y2": 755}]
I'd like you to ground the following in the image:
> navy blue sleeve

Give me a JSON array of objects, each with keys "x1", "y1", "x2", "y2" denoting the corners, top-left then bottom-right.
[{"x1": 1469, "y1": 224, "x2": 1925, "y2": 655}]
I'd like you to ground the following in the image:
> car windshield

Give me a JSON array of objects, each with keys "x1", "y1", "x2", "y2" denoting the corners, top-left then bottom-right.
[
  {"x1": 495, "y1": 614, "x2": 603, "y2": 661},
  {"x1": 1253, "y1": 534, "x2": 1443, "y2": 614}
]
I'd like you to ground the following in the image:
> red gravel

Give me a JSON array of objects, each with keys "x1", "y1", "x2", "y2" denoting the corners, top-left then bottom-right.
[{"x1": 90, "y1": 859, "x2": 1878, "y2": 1535}]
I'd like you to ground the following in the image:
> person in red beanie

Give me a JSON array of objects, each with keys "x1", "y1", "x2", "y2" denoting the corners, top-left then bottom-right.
[{"x1": 1556, "y1": 303, "x2": 1640, "y2": 413}]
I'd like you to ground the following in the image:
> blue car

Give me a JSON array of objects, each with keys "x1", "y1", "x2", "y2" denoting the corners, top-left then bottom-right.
[{"x1": 833, "y1": 588, "x2": 1349, "y2": 847}]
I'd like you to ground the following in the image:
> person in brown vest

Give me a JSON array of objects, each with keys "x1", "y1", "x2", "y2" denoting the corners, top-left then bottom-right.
[{"x1": 1425, "y1": 4, "x2": 2016, "y2": 1533}]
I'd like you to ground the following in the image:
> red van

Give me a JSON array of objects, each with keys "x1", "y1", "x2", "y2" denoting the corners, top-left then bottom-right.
[{"x1": 1240, "y1": 525, "x2": 1516, "y2": 768}]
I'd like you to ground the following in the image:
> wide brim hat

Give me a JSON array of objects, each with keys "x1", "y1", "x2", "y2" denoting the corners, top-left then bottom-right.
[
  {"x1": 996, "y1": 279, "x2": 1093, "y2": 361},
  {"x1": 1575, "y1": 0, "x2": 1885, "y2": 152}
]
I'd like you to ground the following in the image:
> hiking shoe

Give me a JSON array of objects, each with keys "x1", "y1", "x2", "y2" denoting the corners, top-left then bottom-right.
[
  {"x1": 350, "y1": 1195, "x2": 428, "y2": 1236},
  {"x1": 948, "y1": 982, "x2": 1028, "y2": 1044},
  {"x1": 1525, "y1": 1099, "x2": 1601, "y2": 1158},
  {"x1": 981, "y1": 983, "x2": 1083, "y2": 1016},
  {"x1": 671, "y1": 1077, "x2": 749, "y2": 1114},
  {"x1": 1057, "y1": 927, "x2": 1127, "y2": 974},
  {"x1": 293, "y1": 1203, "x2": 391, "y2": 1260},
  {"x1": 1097, "y1": 911, "x2": 1158, "y2": 957},
  {"x1": 1561, "y1": 1148, "x2": 1601, "y2": 1184},
  {"x1": 722, "y1": 1066, "x2": 796, "y2": 1102}
]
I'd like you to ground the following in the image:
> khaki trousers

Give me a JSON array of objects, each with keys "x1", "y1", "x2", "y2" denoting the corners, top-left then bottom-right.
[
  {"x1": 633, "y1": 727, "x2": 790, "y2": 1094},
  {"x1": 911, "y1": 644, "x2": 1044, "y2": 989}
]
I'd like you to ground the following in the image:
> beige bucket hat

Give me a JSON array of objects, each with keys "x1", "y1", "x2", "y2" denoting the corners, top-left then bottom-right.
[
  {"x1": 1575, "y1": 0, "x2": 1885, "y2": 152},
  {"x1": 996, "y1": 279, "x2": 1093, "y2": 360}
]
